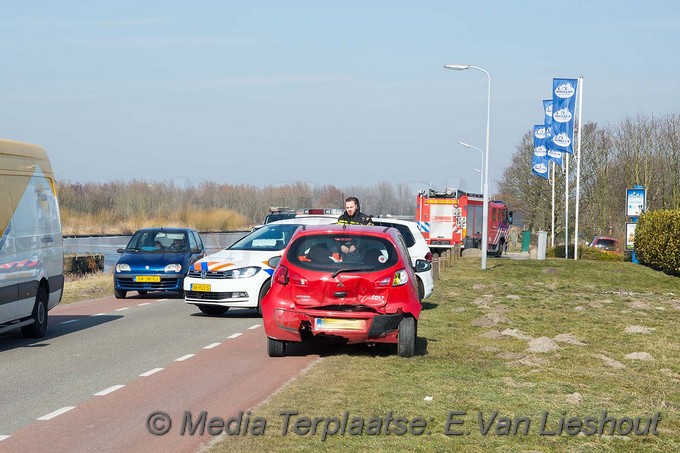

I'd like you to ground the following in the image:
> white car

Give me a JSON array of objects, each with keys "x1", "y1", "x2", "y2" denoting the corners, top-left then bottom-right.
[
  {"x1": 372, "y1": 217, "x2": 435, "y2": 300},
  {"x1": 270, "y1": 215, "x2": 435, "y2": 300},
  {"x1": 184, "y1": 223, "x2": 303, "y2": 315}
]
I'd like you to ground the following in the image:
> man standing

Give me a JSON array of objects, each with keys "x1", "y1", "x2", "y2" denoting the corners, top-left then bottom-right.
[
  {"x1": 337, "y1": 197, "x2": 372, "y2": 225},
  {"x1": 337, "y1": 197, "x2": 372, "y2": 255}
]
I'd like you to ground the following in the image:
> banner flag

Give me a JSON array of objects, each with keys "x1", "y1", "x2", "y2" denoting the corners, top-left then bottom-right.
[
  {"x1": 532, "y1": 124, "x2": 549, "y2": 179},
  {"x1": 543, "y1": 99, "x2": 562, "y2": 166},
  {"x1": 543, "y1": 99, "x2": 552, "y2": 127},
  {"x1": 545, "y1": 126, "x2": 563, "y2": 166},
  {"x1": 551, "y1": 78, "x2": 579, "y2": 154}
]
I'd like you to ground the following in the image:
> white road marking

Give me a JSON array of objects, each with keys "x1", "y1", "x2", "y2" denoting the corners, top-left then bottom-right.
[
  {"x1": 175, "y1": 354, "x2": 195, "y2": 362},
  {"x1": 60, "y1": 319, "x2": 79, "y2": 324},
  {"x1": 227, "y1": 333, "x2": 242, "y2": 339},
  {"x1": 114, "y1": 307, "x2": 129, "y2": 312},
  {"x1": 94, "y1": 385, "x2": 125, "y2": 396},
  {"x1": 204, "y1": 343, "x2": 221, "y2": 349},
  {"x1": 248, "y1": 324, "x2": 261, "y2": 330},
  {"x1": 158, "y1": 299, "x2": 169, "y2": 302},
  {"x1": 137, "y1": 302, "x2": 150, "y2": 306},
  {"x1": 37, "y1": 406, "x2": 75, "y2": 420},
  {"x1": 28, "y1": 342, "x2": 48, "y2": 347},
  {"x1": 93, "y1": 313, "x2": 107, "y2": 316},
  {"x1": 0, "y1": 435, "x2": 10, "y2": 442},
  {"x1": 140, "y1": 368, "x2": 164, "y2": 377}
]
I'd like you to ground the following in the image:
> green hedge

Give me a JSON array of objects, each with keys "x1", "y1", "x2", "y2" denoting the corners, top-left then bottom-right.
[
  {"x1": 547, "y1": 245, "x2": 624, "y2": 261},
  {"x1": 635, "y1": 210, "x2": 680, "y2": 275}
]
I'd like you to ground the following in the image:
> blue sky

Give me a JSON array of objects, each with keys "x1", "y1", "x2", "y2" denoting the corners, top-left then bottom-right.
[{"x1": 2, "y1": 1, "x2": 678, "y2": 193}]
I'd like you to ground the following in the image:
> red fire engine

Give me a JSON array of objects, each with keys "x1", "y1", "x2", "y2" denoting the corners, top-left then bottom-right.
[{"x1": 416, "y1": 188, "x2": 512, "y2": 256}]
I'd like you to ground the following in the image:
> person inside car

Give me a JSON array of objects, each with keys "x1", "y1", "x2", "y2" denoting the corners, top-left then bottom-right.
[
  {"x1": 337, "y1": 196, "x2": 373, "y2": 226},
  {"x1": 307, "y1": 244, "x2": 333, "y2": 264},
  {"x1": 170, "y1": 238, "x2": 186, "y2": 251}
]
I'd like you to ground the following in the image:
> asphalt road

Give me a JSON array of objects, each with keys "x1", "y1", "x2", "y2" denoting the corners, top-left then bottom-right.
[{"x1": 0, "y1": 293, "x2": 318, "y2": 452}]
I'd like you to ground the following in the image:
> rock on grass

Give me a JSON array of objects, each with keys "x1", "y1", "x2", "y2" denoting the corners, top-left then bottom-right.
[{"x1": 527, "y1": 337, "x2": 560, "y2": 353}]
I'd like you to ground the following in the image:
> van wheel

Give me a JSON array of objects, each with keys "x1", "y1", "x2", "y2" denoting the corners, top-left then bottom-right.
[
  {"x1": 138, "y1": 290, "x2": 148, "y2": 296},
  {"x1": 267, "y1": 337, "x2": 286, "y2": 357},
  {"x1": 256, "y1": 280, "x2": 271, "y2": 316},
  {"x1": 397, "y1": 316, "x2": 416, "y2": 358},
  {"x1": 22, "y1": 287, "x2": 48, "y2": 338},
  {"x1": 176, "y1": 288, "x2": 184, "y2": 298},
  {"x1": 198, "y1": 305, "x2": 229, "y2": 316},
  {"x1": 114, "y1": 288, "x2": 127, "y2": 299}
]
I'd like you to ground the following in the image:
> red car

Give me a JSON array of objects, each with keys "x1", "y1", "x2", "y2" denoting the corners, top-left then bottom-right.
[
  {"x1": 261, "y1": 225, "x2": 431, "y2": 358},
  {"x1": 589, "y1": 236, "x2": 619, "y2": 252}
]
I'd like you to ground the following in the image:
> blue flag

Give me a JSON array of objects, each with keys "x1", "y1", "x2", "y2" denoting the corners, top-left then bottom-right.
[
  {"x1": 543, "y1": 99, "x2": 562, "y2": 166},
  {"x1": 543, "y1": 99, "x2": 552, "y2": 127},
  {"x1": 551, "y1": 78, "x2": 578, "y2": 154},
  {"x1": 532, "y1": 124, "x2": 549, "y2": 179}
]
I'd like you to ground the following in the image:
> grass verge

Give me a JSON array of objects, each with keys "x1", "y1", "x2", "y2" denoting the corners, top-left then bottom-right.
[
  {"x1": 206, "y1": 258, "x2": 679, "y2": 452},
  {"x1": 62, "y1": 271, "x2": 113, "y2": 304}
]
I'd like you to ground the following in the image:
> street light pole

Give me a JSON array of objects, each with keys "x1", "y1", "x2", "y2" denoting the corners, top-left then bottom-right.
[
  {"x1": 445, "y1": 64, "x2": 491, "y2": 270},
  {"x1": 458, "y1": 141, "x2": 484, "y2": 194},
  {"x1": 473, "y1": 169, "x2": 483, "y2": 194}
]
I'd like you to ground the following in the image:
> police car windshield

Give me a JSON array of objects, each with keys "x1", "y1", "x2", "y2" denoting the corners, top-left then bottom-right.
[{"x1": 229, "y1": 224, "x2": 300, "y2": 251}]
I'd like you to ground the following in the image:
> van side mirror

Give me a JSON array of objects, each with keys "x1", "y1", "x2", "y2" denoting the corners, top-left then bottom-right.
[
  {"x1": 508, "y1": 211, "x2": 514, "y2": 225},
  {"x1": 117, "y1": 248, "x2": 125, "y2": 253}
]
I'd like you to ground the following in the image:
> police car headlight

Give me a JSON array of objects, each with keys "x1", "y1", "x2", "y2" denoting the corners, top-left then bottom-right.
[
  {"x1": 164, "y1": 264, "x2": 182, "y2": 272},
  {"x1": 116, "y1": 263, "x2": 131, "y2": 272},
  {"x1": 225, "y1": 267, "x2": 260, "y2": 278}
]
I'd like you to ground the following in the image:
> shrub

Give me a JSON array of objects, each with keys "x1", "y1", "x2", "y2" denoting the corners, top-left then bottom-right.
[
  {"x1": 635, "y1": 210, "x2": 680, "y2": 275},
  {"x1": 547, "y1": 245, "x2": 624, "y2": 261}
]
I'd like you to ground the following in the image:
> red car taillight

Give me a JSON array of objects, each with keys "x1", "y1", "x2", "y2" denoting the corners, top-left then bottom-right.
[
  {"x1": 288, "y1": 269, "x2": 308, "y2": 286},
  {"x1": 374, "y1": 269, "x2": 408, "y2": 287},
  {"x1": 424, "y1": 251, "x2": 433, "y2": 262},
  {"x1": 274, "y1": 266, "x2": 289, "y2": 285},
  {"x1": 274, "y1": 266, "x2": 308, "y2": 286}
]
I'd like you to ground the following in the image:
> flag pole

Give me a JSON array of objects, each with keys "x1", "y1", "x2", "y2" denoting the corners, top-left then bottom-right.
[
  {"x1": 564, "y1": 153, "x2": 569, "y2": 258},
  {"x1": 573, "y1": 76, "x2": 584, "y2": 260},
  {"x1": 551, "y1": 161, "x2": 555, "y2": 248}
]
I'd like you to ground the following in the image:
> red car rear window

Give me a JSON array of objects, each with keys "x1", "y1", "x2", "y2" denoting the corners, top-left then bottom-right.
[{"x1": 287, "y1": 234, "x2": 398, "y2": 271}]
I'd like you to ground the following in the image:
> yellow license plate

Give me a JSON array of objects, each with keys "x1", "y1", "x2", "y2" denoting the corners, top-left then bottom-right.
[
  {"x1": 191, "y1": 283, "x2": 211, "y2": 292},
  {"x1": 315, "y1": 318, "x2": 366, "y2": 331},
  {"x1": 135, "y1": 275, "x2": 160, "y2": 283}
]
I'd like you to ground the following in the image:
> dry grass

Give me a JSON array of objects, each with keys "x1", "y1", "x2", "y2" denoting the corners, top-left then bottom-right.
[
  {"x1": 61, "y1": 207, "x2": 248, "y2": 235},
  {"x1": 61, "y1": 271, "x2": 113, "y2": 304},
  {"x1": 206, "y1": 258, "x2": 680, "y2": 452}
]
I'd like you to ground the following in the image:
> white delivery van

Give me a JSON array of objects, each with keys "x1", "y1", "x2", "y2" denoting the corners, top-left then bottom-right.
[{"x1": 0, "y1": 139, "x2": 64, "y2": 338}]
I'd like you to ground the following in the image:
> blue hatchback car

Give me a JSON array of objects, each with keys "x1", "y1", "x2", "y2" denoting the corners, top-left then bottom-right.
[{"x1": 114, "y1": 227, "x2": 206, "y2": 299}]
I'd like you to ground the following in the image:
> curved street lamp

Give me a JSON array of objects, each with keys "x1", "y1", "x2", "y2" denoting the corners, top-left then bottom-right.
[
  {"x1": 444, "y1": 64, "x2": 491, "y2": 270},
  {"x1": 458, "y1": 141, "x2": 484, "y2": 194}
]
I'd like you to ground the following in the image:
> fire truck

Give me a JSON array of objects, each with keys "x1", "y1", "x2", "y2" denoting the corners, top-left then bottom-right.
[{"x1": 416, "y1": 188, "x2": 512, "y2": 256}]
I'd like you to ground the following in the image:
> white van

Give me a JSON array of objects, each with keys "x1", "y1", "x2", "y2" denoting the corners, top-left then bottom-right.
[{"x1": 0, "y1": 139, "x2": 64, "y2": 338}]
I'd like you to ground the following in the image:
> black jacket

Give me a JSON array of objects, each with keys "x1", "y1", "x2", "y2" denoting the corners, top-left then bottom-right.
[{"x1": 337, "y1": 211, "x2": 373, "y2": 225}]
